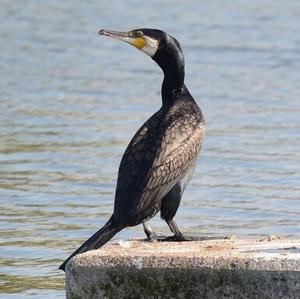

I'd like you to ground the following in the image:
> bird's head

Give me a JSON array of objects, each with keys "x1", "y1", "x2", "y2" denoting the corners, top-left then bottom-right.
[
  {"x1": 99, "y1": 28, "x2": 184, "y2": 70},
  {"x1": 99, "y1": 28, "x2": 162, "y2": 57}
]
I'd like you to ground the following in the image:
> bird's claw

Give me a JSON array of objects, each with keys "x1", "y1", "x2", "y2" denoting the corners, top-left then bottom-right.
[{"x1": 146, "y1": 232, "x2": 158, "y2": 242}]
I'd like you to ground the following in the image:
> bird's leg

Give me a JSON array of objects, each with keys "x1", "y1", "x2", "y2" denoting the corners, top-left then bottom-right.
[
  {"x1": 163, "y1": 218, "x2": 193, "y2": 241},
  {"x1": 143, "y1": 221, "x2": 157, "y2": 242},
  {"x1": 160, "y1": 183, "x2": 193, "y2": 241}
]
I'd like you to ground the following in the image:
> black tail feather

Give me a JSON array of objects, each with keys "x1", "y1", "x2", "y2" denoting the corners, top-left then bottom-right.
[{"x1": 59, "y1": 218, "x2": 121, "y2": 271}]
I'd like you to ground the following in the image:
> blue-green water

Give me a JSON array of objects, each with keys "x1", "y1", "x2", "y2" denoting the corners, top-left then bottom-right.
[{"x1": 1, "y1": 1, "x2": 299, "y2": 297}]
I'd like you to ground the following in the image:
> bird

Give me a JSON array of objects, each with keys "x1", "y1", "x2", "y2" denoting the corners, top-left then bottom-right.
[{"x1": 59, "y1": 28, "x2": 205, "y2": 272}]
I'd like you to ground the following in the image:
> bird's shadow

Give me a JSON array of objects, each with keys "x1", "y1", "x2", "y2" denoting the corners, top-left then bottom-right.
[{"x1": 145, "y1": 235, "x2": 233, "y2": 242}]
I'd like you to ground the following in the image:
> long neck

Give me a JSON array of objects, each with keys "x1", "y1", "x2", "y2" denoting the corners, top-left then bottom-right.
[
  {"x1": 161, "y1": 60, "x2": 185, "y2": 103},
  {"x1": 153, "y1": 44, "x2": 185, "y2": 106}
]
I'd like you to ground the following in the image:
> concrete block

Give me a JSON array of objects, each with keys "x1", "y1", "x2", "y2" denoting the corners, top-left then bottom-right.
[{"x1": 65, "y1": 238, "x2": 300, "y2": 299}]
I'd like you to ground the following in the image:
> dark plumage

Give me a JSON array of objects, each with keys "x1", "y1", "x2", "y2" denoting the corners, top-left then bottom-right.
[{"x1": 59, "y1": 28, "x2": 205, "y2": 271}]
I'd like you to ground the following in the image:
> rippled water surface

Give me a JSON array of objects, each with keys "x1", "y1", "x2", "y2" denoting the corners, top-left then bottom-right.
[{"x1": 1, "y1": 1, "x2": 300, "y2": 297}]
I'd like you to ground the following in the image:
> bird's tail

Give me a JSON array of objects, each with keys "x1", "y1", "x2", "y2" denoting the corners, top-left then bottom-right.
[{"x1": 59, "y1": 217, "x2": 121, "y2": 271}]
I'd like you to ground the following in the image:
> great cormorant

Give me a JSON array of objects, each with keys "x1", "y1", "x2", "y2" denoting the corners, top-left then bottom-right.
[{"x1": 59, "y1": 28, "x2": 205, "y2": 271}]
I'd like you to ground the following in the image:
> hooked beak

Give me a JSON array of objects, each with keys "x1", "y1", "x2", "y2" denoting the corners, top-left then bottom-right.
[
  {"x1": 98, "y1": 29, "x2": 144, "y2": 48},
  {"x1": 99, "y1": 29, "x2": 130, "y2": 42}
]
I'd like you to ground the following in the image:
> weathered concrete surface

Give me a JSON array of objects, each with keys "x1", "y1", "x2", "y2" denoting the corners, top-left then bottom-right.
[{"x1": 66, "y1": 237, "x2": 300, "y2": 299}]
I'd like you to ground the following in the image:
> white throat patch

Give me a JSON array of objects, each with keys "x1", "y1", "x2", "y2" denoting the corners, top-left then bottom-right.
[{"x1": 141, "y1": 36, "x2": 159, "y2": 57}]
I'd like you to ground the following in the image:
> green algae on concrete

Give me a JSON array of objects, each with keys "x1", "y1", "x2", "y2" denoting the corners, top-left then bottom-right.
[{"x1": 65, "y1": 238, "x2": 300, "y2": 299}]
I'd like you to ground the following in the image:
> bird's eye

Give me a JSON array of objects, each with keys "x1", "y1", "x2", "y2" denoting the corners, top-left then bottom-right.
[{"x1": 136, "y1": 31, "x2": 143, "y2": 38}]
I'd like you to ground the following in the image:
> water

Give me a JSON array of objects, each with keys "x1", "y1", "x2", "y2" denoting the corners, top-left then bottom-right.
[{"x1": 1, "y1": 1, "x2": 299, "y2": 297}]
